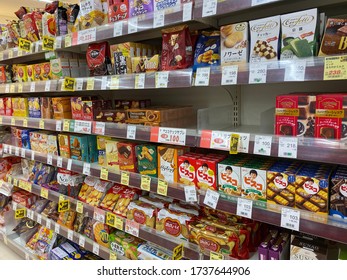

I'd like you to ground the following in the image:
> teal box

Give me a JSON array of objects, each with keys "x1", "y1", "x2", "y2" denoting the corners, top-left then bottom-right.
[
  {"x1": 87, "y1": 135, "x2": 98, "y2": 163},
  {"x1": 70, "y1": 135, "x2": 89, "y2": 162}
]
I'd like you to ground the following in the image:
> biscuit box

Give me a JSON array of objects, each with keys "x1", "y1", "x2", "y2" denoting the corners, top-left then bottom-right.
[
  {"x1": 193, "y1": 31, "x2": 220, "y2": 70},
  {"x1": 33, "y1": 63, "x2": 42, "y2": 81},
  {"x1": 178, "y1": 153, "x2": 201, "y2": 187},
  {"x1": 249, "y1": 15, "x2": 280, "y2": 64},
  {"x1": 5, "y1": 98, "x2": 12, "y2": 116},
  {"x1": 319, "y1": 18, "x2": 347, "y2": 56},
  {"x1": 82, "y1": 100, "x2": 104, "y2": 121},
  {"x1": 280, "y1": 8, "x2": 318, "y2": 59},
  {"x1": 105, "y1": 139, "x2": 119, "y2": 170},
  {"x1": 41, "y1": 62, "x2": 52, "y2": 80},
  {"x1": 196, "y1": 157, "x2": 219, "y2": 191},
  {"x1": 117, "y1": 142, "x2": 137, "y2": 172},
  {"x1": 275, "y1": 94, "x2": 316, "y2": 137},
  {"x1": 70, "y1": 135, "x2": 90, "y2": 162},
  {"x1": 58, "y1": 134, "x2": 71, "y2": 158},
  {"x1": 290, "y1": 233, "x2": 328, "y2": 260},
  {"x1": 129, "y1": 0, "x2": 153, "y2": 17},
  {"x1": 87, "y1": 135, "x2": 98, "y2": 163},
  {"x1": 0, "y1": 98, "x2": 6, "y2": 115},
  {"x1": 135, "y1": 144, "x2": 157, "y2": 177},
  {"x1": 108, "y1": 0, "x2": 129, "y2": 22},
  {"x1": 157, "y1": 145, "x2": 188, "y2": 183},
  {"x1": 28, "y1": 97, "x2": 41, "y2": 118},
  {"x1": 20, "y1": 129, "x2": 33, "y2": 150},
  {"x1": 12, "y1": 98, "x2": 28, "y2": 117},
  {"x1": 99, "y1": 184, "x2": 125, "y2": 212},
  {"x1": 52, "y1": 97, "x2": 72, "y2": 120},
  {"x1": 220, "y1": 22, "x2": 249, "y2": 67},
  {"x1": 329, "y1": 166, "x2": 347, "y2": 219},
  {"x1": 41, "y1": 97, "x2": 53, "y2": 119},
  {"x1": 71, "y1": 97, "x2": 85, "y2": 120},
  {"x1": 26, "y1": 64, "x2": 35, "y2": 82},
  {"x1": 109, "y1": 230, "x2": 143, "y2": 260},
  {"x1": 127, "y1": 200, "x2": 158, "y2": 228},
  {"x1": 14, "y1": 64, "x2": 28, "y2": 82}
]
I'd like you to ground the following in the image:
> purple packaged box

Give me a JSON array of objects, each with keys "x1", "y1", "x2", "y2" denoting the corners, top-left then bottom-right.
[
  {"x1": 268, "y1": 233, "x2": 290, "y2": 260},
  {"x1": 41, "y1": 182, "x2": 67, "y2": 195},
  {"x1": 129, "y1": 0, "x2": 154, "y2": 17},
  {"x1": 258, "y1": 230, "x2": 279, "y2": 260},
  {"x1": 28, "y1": 97, "x2": 42, "y2": 118}
]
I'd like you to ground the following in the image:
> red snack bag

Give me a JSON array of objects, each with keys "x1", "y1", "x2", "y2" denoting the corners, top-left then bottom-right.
[
  {"x1": 113, "y1": 187, "x2": 141, "y2": 217},
  {"x1": 22, "y1": 12, "x2": 41, "y2": 42},
  {"x1": 108, "y1": 0, "x2": 129, "y2": 22},
  {"x1": 86, "y1": 42, "x2": 111, "y2": 76},
  {"x1": 161, "y1": 24, "x2": 193, "y2": 70}
]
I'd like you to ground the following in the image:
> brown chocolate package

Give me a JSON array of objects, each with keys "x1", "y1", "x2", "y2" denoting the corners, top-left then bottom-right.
[
  {"x1": 319, "y1": 19, "x2": 347, "y2": 56},
  {"x1": 95, "y1": 109, "x2": 127, "y2": 123},
  {"x1": 41, "y1": 97, "x2": 53, "y2": 119},
  {"x1": 330, "y1": 169, "x2": 347, "y2": 218}
]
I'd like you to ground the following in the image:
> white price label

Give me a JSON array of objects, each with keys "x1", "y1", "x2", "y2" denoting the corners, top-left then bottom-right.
[
  {"x1": 15, "y1": 147, "x2": 19, "y2": 156},
  {"x1": 222, "y1": 65, "x2": 238, "y2": 85},
  {"x1": 18, "y1": 49, "x2": 23, "y2": 56},
  {"x1": 30, "y1": 82, "x2": 35, "y2": 92},
  {"x1": 68, "y1": 229, "x2": 74, "y2": 240},
  {"x1": 56, "y1": 120, "x2": 62, "y2": 132},
  {"x1": 45, "y1": 80, "x2": 51, "y2": 92},
  {"x1": 46, "y1": 219, "x2": 51, "y2": 229},
  {"x1": 281, "y1": 207, "x2": 300, "y2": 231},
  {"x1": 253, "y1": 135, "x2": 272, "y2": 156},
  {"x1": 93, "y1": 243, "x2": 100, "y2": 255},
  {"x1": 94, "y1": 122, "x2": 105, "y2": 135},
  {"x1": 249, "y1": 64, "x2": 267, "y2": 84},
  {"x1": 155, "y1": 71, "x2": 169, "y2": 88},
  {"x1": 153, "y1": 10, "x2": 165, "y2": 28},
  {"x1": 76, "y1": 78, "x2": 83, "y2": 91},
  {"x1": 203, "y1": 189, "x2": 220, "y2": 209},
  {"x1": 128, "y1": 17, "x2": 138, "y2": 34},
  {"x1": 195, "y1": 67, "x2": 211, "y2": 86},
  {"x1": 158, "y1": 127, "x2": 186, "y2": 146},
  {"x1": 5, "y1": 84, "x2": 9, "y2": 93},
  {"x1": 113, "y1": 21, "x2": 123, "y2": 37},
  {"x1": 202, "y1": 0, "x2": 217, "y2": 17},
  {"x1": 47, "y1": 154, "x2": 53, "y2": 165},
  {"x1": 77, "y1": 27, "x2": 96, "y2": 45},
  {"x1": 110, "y1": 75, "x2": 120, "y2": 89},
  {"x1": 135, "y1": 73, "x2": 145, "y2": 89},
  {"x1": 67, "y1": 159, "x2": 72, "y2": 171},
  {"x1": 127, "y1": 125, "x2": 137, "y2": 140},
  {"x1": 125, "y1": 219, "x2": 140, "y2": 237},
  {"x1": 278, "y1": 137, "x2": 298, "y2": 159},
  {"x1": 12, "y1": 201, "x2": 17, "y2": 210},
  {"x1": 184, "y1": 185, "x2": 197, "y2": 202},
  {"x1": 27, "y1": 209, "x2": 34, "y2": 220},
  {"x1": 3, "y1": 145, "x2": 8, "y2": 154},
  {"x1": 101, "y1": 76, "x2": 107, "y2": 90},
  {"x1": 86, "y1": 77, "x2": 95, "y2": 90},
  {"x1": 83, "y1": 163, "x2": 91, "y2": 176},
  {"x1": 57, "y1": 157, "x2": 63, "y2": 168},
  {"x1": 54, "y1": 223, "x2": 60, "y2": 234},
  {"x1": 21, "y1": 149, "x2": 26, "y2": 158},
  {"x1": 31, "y1": 151, "x2": 35, "y2": 161},
  {"x1": 284, "y1": 60, "x2": 306, "y2": 82},
  {"x1": 93, "y1": 208, "x2": 105, "y2": 224},
  {"x1": 74, "y1": 120, "x2": 92, "y2": 134},
  {"x1": 183, "y1": 2, "x2": 193, "y2": 22},
  {"x1": 37, "y1": 214, "x2": 42, "y2": 224},
  {"x1": 8, "y1": 146, "x2": 12, "y2": 155},
  {"x1": 252, "y1": 0, "x2": 272, "y2": 6},
  {"x1": 210, "y1": 131, "x2": 231, "y2": 150},
  {"x1": 236, "y1": 198, "x2": 253, "y2": 219},
  {"x1": 237, "y1": 133, "x2": 250, "y2": 153},
  {"x1": 55, "y1": 36, "x2": 62, "y2": 49},
  {"x1": 79, "y1": 235, "x2": 85, "y2": 247}
]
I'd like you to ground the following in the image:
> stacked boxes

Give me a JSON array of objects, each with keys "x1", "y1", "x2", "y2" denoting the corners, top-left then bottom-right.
[
  {"x1": 70, "y1": 135, "x2": 98, "y2": 163},
  {"x1": 29, "y1": 131, "x2": 59, "y2": 155},
  {"x1": 135, "y1": 144, "x2": 158, "y2": 177},
  {"x1": 330, "y1": 165, "x2": 347, "y2": 219}
]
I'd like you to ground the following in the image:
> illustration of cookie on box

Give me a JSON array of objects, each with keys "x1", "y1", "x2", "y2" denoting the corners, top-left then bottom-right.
[
  {"x1": 319, "y1": 18, "x2": 347, "y2": 56},
  {"x1": 117, "y1": 142, "x2": 138, "y2": 172},
  {"x1": 83, "y1": 217, "x2": 110, "y2": 248},
  {"x1": 113, "y1": 187, "x2": 141, "y2": 217},
  {"x1": 136, "y1": 144, "x2": 157, "y2": 177}
]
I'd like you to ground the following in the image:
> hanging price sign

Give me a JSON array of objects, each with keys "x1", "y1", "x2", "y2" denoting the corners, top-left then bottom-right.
[
  {"x1": 18, "y1": 38, "x2": 32, "y2": 52},
  {"x1": 63, "y1": 77, "x2": 76, "y2": 91},
  {"x1": 43, "y1": 36, "x2": 55, "y2": 51}
]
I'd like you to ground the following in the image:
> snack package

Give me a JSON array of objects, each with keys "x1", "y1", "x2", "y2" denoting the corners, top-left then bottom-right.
[
  {"x1": 161, "y1": 25, "x2": 193, "y2": 70},
  {"x1": 87, "y1": 42, "x2": 111, "y2": 76},
  {"x1": 319, "y1": 18, "x2": 347, "y2": 56},
  {"x1": 139, "y1": 195, "x2": 170, "y2": 209},
  {"x1": 57, "y1": 210, "x2": 77, "y2": 230},
  {"x1": 42, "y1": 12, "x2": 56, "y2": 37},
  {"x1": 109, "y1": 230, "x2": 143, "y2": 260},
  {"x1": 168, "y1": 202, "x2": 199, "y2": 216},
  {"x1": 32, "y1": 227, "x2": 57, "y2": 260},
  {"x1": 85, "y1": 179, "x2": 109, "y2": 207},
  {"x1": 78, "y1": 0, "x2": 108, "y2": 30},
  {"x1": 108, "y1": 0, "x2": 129, "y2": 22},
  {"x1": 330, "y1": 166, "x2": 347, "y2": 219},
  {"x1": 59, "y1": 242, "x2": 84, "y2": 260},
  {"x1": 117, "y1": 142, "x2": 137, "y2": 172},
  {"x1": 127, "y1": 200, "x2": 158, "y2": 228},
  {"x1": 26, "y1": 65, "x2": 35, "y2": 82},
  {"x1": 41, "y1": 201, "x2": 59, "y2": 221},
  {"x1": 193, "y1": 31, "x2": 220, "y2": 70},
  {"x1": 58, "y1": 134, "x2": 71, "y2": 158},
  {"x1": 110, "y1": 42, "x2": 135, "y2": 74},
  {"x1": 113, "y1": 187, "x2": 140, "y2": 217},
  {"x1": 136, "y1": 144, "x2": 157, "y2": 177},
  {"x1": 137, "y1": 243, "x2": 172, "y2": 260},
  {"x1": 129, "y1": 0, "x2": 153, "y2": 17},
  {"x1": 70, "y1": 135, "x2": 90, "y2": 162},
  {"x1": 105, "y1": 139, "x2": 119, "y2": 170},
  {"x1": 78, "y1": 176, "x2": 98, "y2": 203},
  {"x1": 22, "y1": 12, "x2": 41, "y2": 42},
  {"x1": 196, "y1": 157, "x2": 219, "y2": 191},
  {"x1": 52, "y1": 97, "x2": 72, "y2": 119},
  {"x1": 99, "y1": 184, "x2": 125, "y2": 211},
  {"x1": 83, "y1": 219, "x2": 110, "y2": 247},
  {"x1": 28, "y1": 97, "x2": 41, "y2": 118}
]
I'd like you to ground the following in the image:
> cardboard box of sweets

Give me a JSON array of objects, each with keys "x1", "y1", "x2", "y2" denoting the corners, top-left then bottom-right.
[
  {"x1": 105, "y1": 139, "x2": 119, "y2": 171},
  {"x1": 290, "y1": 233, "x2": 328, "y2": 260},
  {"x1": 117, "y1": 142, "x2": 138, "y2": 172},
  {"x1": 29, "y1": 131, "x2": 58, "y2": 155},
  {"x1": 319, "y1": 18, "x2": 347, "y2": 56},
  {"x1": 136, "y1": 144, "x2": 158, "y2": 177},
  {"x1": 178, "y1": 153, "x2": 201, "y2": 187},
  {"x1": 52, "y1": 97, "x2": 72, "y2": 120},
  {"x1": 330, "y1": 165, "x2": 347, "y2": 219}
]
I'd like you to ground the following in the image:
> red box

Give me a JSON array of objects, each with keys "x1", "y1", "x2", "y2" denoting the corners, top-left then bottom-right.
[
  {"x1": 108, "y1": 0, "x2": 129, "y2": 22},
  {"x1": 5, "y1": 98, "x2": 12, "y2": 116},
  {"x1": 196, "y1": 157, "x2": 219, "y2": 191},
  {"x1": 117, "y1": 142, "x2": 137, "y2": 172},
  {"x1": 12, "y1": 190, "x2": 37, "y2": 208},
  {"x1": 178, "y1": 154, "x2": 201, "y2": 187},
  {"x1": 71, "y1": 97, "x2": 85, "y2": 120},
  {"x1": 315, "y1": 94, "x2": 344, "y2": 139}
]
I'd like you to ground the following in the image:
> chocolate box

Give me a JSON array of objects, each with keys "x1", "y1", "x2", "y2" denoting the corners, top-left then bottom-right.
[
  {"x1": 108, "y1": 0, "x2": 129, "y2": 22},
  {"x1": 290, "y1": 233, "x2": 328, "y2": 260},
  {"x1": 136, "y1": 144, "x2": 157, "y2": 177},
  {"x1": 117, "y1": 142, "x2": 137, "y2": 172},
  {"x1": 319, "y1": 18, "x2": 347, "y2": 56},
  {"x1": 129, "y1": 0, "x2": 153, "y2": 17},
  {"x1": 329, "y1": 166, "x2": 347, "y2": 219},
  {"x1": 158, "y1": 145, "x2": 187, "y2": 183},
  {"x1": 71, "y1": 97, "x2": 85, "y2": 120}
]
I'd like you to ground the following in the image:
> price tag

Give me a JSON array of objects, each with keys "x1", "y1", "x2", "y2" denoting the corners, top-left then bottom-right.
[
  {"x1": 15, "y1": 208, "x2": 26, "y2": 219},
  {"x1": 210, "y1": 251, "x2": 224, "y2": 260},
  {"x1": 101, "y1": 76, "x2": 107, "y2": 90},
  {"x1": 284, "y1": 60, "x2": 306, "y2": 81},
  {"x1": 222, "y1": 65, "x2": 238, "y2": 85},
  {"x1": 65, "y1": 34, "x2": 72, "y2": 48},
  {"x1": 21, "y1": 149, "x2": 26, "y2": 158},
  {"x1": 251, "y1": 0, "x2": 272, "y2": 5},
  {"x1": 125, "y1": 219, "x2": 139, "y2": 237},
  {"x1": 100, "y1": 167, "x2": 109, "y2": 181},
  {"x1": 110, "y1": 75, "x2": 120, "y2": 89},
  {"x1": 10, "y1": 84, "x2": 15, "y2": 93},
  {"x1": 79, "y1": 235, "x2": 85, "y2": 247},
  {"x1": 128, "y1": 17, "x2": 138, "y2": 34},
  {"x1": 54, "y1": 223, "x2": 60, "y2": 234},
  {"x1": 15, "y1": 147, "x2": 19, "y2": 156},
  {"x1": 13, "y1": 178, "x2": 18, "y2": 187},
  {"x1": 57, "y1": 157, "x2": 63, "y2": 168},
  {"x1": 249, "y1": 64, "x2": 267, "y2": 84},
  {"x1": 140, "y1": 176, "x2": 151, "y2": 191},
  {"x1": 278, "y1": 137, "x2": 298, "y2": 159},
  {"x1": 77, "y1": 28, "x2": 97, "y2": 45},
  {"x1": 115, "y1": 216, "x2": 124, "y2": 230},
  {"x1": 74, "y1": 120, "x2": 92, "y2": 134},
  {"x1": 55, "y1": 36, "x2": 62, "y2": 49},
  {"x1": 253, "y1": 135, "x2": 272, "y2": 156},
  {"x1": 67, "y1": 159, "x2": 72, "y2": 171},
  {"x1": 324, "y1": 56, "x2": 347, "y2": 80},
  {"x1": 27, "y1": 208, "x2": 34, "y2": 219},
  {"x1": 5, "y1": 84, "x2": 9, "y2": 93},
  {"x1": 0, "y1": 52, "x2": 3, "y2": 60},
  {"x1": 63, "y1": 120, "x2": 70, "y2": 132},
  {"x1": 195, "y1": 67, "x2": 211, "y2": 86},
  {"x1": 18, "y1": 38, "x2": 32, "y2": 52},
  {"x1": 93, "y1": 122, "x2": 105, "y2": 135},
  {"x1": 83, "y1": 163, "x2": 91, "y2": 176},
  {"x1": 93, "y1": 243, "x2": 100, "y2": 255},
  {"x1": 55, "y1": 120, "x2": 62, "y2": 132},
  {"x1": 30, "y1": 82, "x2": 36, "y2": 92},
  {"x1": 43, "y1": 36, "x2": 55, "y2": 51},
  {"x1": 172, "y1": 244, "x2": 184, "y2": 260},
  {"x1": 93, "y1": 208, "x2": 105, "y2": 224},
  {"x1": 237, "y1": 133, "x2": 250, "y2": 153},
  {"x1": 45, "y1": 80, "x2": 51, "y2": 92},
  {"x1": 110, "y1": 251, "x2": 117, "y2": 260},
  {"x1": 203, "y1": 189, "x2": 220, "y2": 209},
  {"x1": 86, "y1": 77, "x2": 95, "y2": 90},
  {"x1": 37, "y1": 214, "x2": 42, "y2": 224},
  {"x1": 76, "y1": 201, "x2": 84, "y2": 214},
  {"x1": 153, "y1": 10, "x2": 165, "y2": 28},
  {"x1": 8, "y1": 50, "x2": 13, "y2": 59},
  {"x1": 236, "y1": 198, "x2": 253, "y2": 219},
  {"x1": 157, "y1": 179, "x2": 168, "y2": 196},
  {"x1": 127, "y1": 125, "x2": 136, "y2": 140},
  {"x1": 40, "y1": 188, "x2": 49, "y2": 199},
  {"x1": 113, "y1": 21, "x2": 123, "y2": 37},
  {"x1": 46, "y1": 219, "x2": 51, "y2": 229},
  {"x1": 281, "y1": 207, "x2": 300, "y2": 231},
  {"x1": 8, "y1": 145, "x2": 12, "y2": 154},
  {"x1": 155, "y1": 71, "x2": 169, "y2": 88},
  {"x1": 58, "y1": 200, "x2": 70, "y2": 212},
  {"x1": 18, "y1": 49, "x2": 23, "y2": 56},
  {"x1": 12, "y1": 201, "x2": 17, "y2": 210},
  {"x1": 11, "y1": 118, "x2": 16, "y2": 126},
  {"x1": 210, "y1": 130, "x2": 231, "y2": 150},
  {"x1": 202, "y1": 0, "x2": 217, "y2": 17},
  {"x1": 121, "y1": 171, "x2": 130, "y2": 186},
  {"x1": 63, "y1": 77, "x2": 76, "y2": 91},
  {"x1": 18, "y1": 83, "x2": 23, "y2": 93},
  {"x1": 157, "y1": 127, "x2": 187, "y2": 146},
  {"x1": 183, "y1": 2, "x2": 193, "y2": 22},
  {"x1": 68, "y1": 229, "x2": 74, "y2": 240},
  {"x1": 134, "y1": 73, "x2": 145, "y2": 89},
  {"x1": 47, "y1": 154, "x2": 53, "y2": 165},
  {"x1": 31, "y1": 151, "x2": 35, "y2": 161},
  {"x1": 22, "y1": 118, "x2": 28, "y2": 128},
  {"x1": 106, "y1": 212, "x2": 117, "y2": 228},
  {"x1": 3, "y1": 145, "x2": 7, "y2": 154},
  {"x1": 39, "y1": 119, "x2": 45, "y2": 130},
  {"x1": 75, "y1": 78, "x2": 83, "y2": 91},
  {"x1": 184, "y1": 185, "x2": 197, "y2": 202},
  {"x1": 229, "y1": 133, "x2": 240, "y2": 154},
  {"x1": 60, "y1": 194, "x2": 66, "y2": 203}
]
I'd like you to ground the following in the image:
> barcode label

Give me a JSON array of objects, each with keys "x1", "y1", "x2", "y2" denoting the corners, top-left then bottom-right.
[{"x1": 285, "y1": 223, "x2": 294, "y2": 228}]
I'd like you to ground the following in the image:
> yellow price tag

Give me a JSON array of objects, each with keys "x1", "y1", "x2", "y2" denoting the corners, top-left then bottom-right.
[
  {"x1": 121, "y1": 171, "x2": 130, "y2": 186},
  {"x1": 76, "y1": 201, "x2": 84, "y2": 214},
  {"x1": 140, "y1": 176, "x2": 151, "y2": 191},
  {"x1": 106, "y1": 212, "x2": 116, "y2": 227},
  {"x1": 10, "y1": 84, "x2": 15, "y2": 93},
  {"x1": 18, "y1": 38, "x2": 32, "y2": 52},
  {"x1": 157, "y1": 179, "x2": 168, "y2": 196},
  {"x1": 230, "y1": 133, "x2": 239, "y2": 154},
  {"x1": 13, "y1": 178, "x2": 18, "y2": 187},
  {"x1": 86, "y1": 78, "x2": 95, "y2": 90},
  {"x1": 115, "y1": 216, "x2": 123, "y2": 230},
  {"x1": 63, "y1": 77, "x2": 75, "y2": 91},
  {"x1": 172, "y1": 244, "x2": 184, "y2": 260},
  {"x1": 100, "y1": 167, "x2": 109, "y2": 181},
  {"x1": 22, "y1": 181, "x2": 32, "y2": 192},
  {"x1": 18, "y1": 49, "x2": 23, "y2": 56},
  {"x1": 39, "y1": 120, "x2": 45, "y2": 129},
  {"x1": 23, "y1": 118, "x2": 28, "y2": 127},
  {"x1": 110, "y1": 75, "x2": 120, "y2": 89},
  {"x1": 11, "y1": 118, "x2": 15, "y2": 126},
  {"x1": 15, "y1": 208, "x2": 26, "y2": 219},
  {"x1": 58, "y1": 200, "x2": 70, "y2": 212},
  {"x1": 18, "y1": 180, "x2": 24, "y2": 188},
  {"x1": 43, "y1": 36, "x2": 55, "y2": 51},
  {"x1": 109, "y1": 251, "x2": 117, "y2": 260},
  {"x1": 59, "y1": 194, "x2": 66, "y2": 202},
  {"x1": 324, "y1": 55, "x2": 347, "y2": 80},
  {"x1": 18, "y1": 83, "x2": 23, "y2": 93},
  {"x1": 8, "y1": 50, "x2": 13, "y2": 59},
  {"x1": 63, "y1": 119, "x2": 70, "y2": 131},
  {"x1": 65, "y1": 34, "x2": 72, "y2": 48},
  {"x1": 40, "y1": 188, "x2": 49, "y2": 199},
  {"x1": 210, "y1": 251, "x2": 224, "y2": 260},
  {"x1": 7, "y1": 176, "x2": 12, "y2": 184}
]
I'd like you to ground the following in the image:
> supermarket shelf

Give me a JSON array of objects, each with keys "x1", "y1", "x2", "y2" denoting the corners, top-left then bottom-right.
[
  {"x1": 0, "y1": 231, "x2": 37, "y2": 260},
  {"x1": 0, "y1": 43, "x2": 48, "y2": 65}
]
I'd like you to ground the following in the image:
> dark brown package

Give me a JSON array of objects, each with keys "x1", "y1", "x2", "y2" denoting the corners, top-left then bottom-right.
[
  {"x1": 87, "y1": 42, "x2": 111, "y2": 76},
  {"x1": 319, "y1": 19, "x2": 347, "y2": 56}
]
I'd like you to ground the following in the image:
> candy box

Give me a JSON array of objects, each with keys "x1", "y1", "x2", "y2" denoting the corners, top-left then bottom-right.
[
  {"x1": 33, "y1": 63, "x2": 42, "y2": 81},
  {"x1": 88, "y1": 135, "x2": 98, "y2": 163},
  {"x1": 178, "y1": 153, "x2": 200, "y2": 187},
  {"x1": 105, "y1": 139, "x2": 119, "y2": 170},
  {"x1": 70, "y1": 134, "x2": 90, "y2": 162},
  {"x1": 0, "y1": 98, "x2": 6, "y2": 115},
  {"x1": 12, "y1": 190, "x2": 37, "y2": 208},
  {"x1": 108, "y1": 0, "x2": 129, "y2": 22},
  {"x1": 82, "y1": 100, "x2": 103, "y2": 121},
  {"x1": 319, "y1": 18, "x2": 347, "y2": 56},
  {"x1": 28, "y1": 97, "x2": 41, "y2": 118},
  {"x1": 52, "y1": 97, "x2": 72, "y2": 120},
  {"x1": 113, "y1": 187, "x2": 141, "y2": 217},
  {"x1": 290, "y1": 233, "x2": 328, "y2": 260},
  {"x1": 330, "y1": 167, "x2": 347, "y2": 219},
  {"x1": 127, "y1": 200, "x2": 158, "y2": 228},
  {"x1": 136, "y1": 144, "x2": 157, "y2": 177},
  {"x1": 71, "y1": 97, "x2": 86, "y2": 120},
  {"x1": 12, "y1": 98, "x2": 28, "y2": 117},
  {"x1": 58, "y1": 134, "x2": 71, "y2": 158},
  {"x1": 110, "y1": 42, "x2": 135, "y2": 75},
  {"x1": 13, "y1": 64, "x2": 27, "y2": 82},
  {"x1": 145, "y1": 55, "x2": 160, "y2": 72},
  {"x1": 158, "y1": 145, "x2": 187, "y2": 183},
  {"x1": 5, "y1": 98, "x2": 12, "y2": 116},
  {"x1": 99, "y1": 184, "x2": 125, "y2": 212},
  {"x1": 97, "y1": 136, "x2": 112, "y2": 150},
  {"x1": 117, "y1": 142, "x2": 137, "y2": 172},
  {"x1": 241, "y1": 164, "x2": 269, "y2": 202},
  {"x1": 217, "y1": 157, "x2": 244, "y2": 197},
  {"x1": 196, "y1": 157, "x2": 219, "y2": 191},
  {"x1": 109, "y1": 230, "x2": 143, "y2": 260},
  {"x1": 26, "y1": 65, "x2": 35, "y2": 82}
]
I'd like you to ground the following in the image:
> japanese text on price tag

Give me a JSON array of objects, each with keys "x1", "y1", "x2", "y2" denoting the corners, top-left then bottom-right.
[
  {"x1": 140, "y1": 176, "x2": 151, "y2": 191},
  {"x1": 184, "y1": 185, "x2": 197, "y2": 202},
  {"x1": 43, "y1": 36, "x2": 55, "y2": 51},
  {"x1": 114, "y1": 21, "x2": 123, "y2": 37},
  {"x1": 281, "y1": 207, "x2": 300, "y2": 231},
  {"x1": 236, "y1": 198, "x2": 253, "y2": 219},
  {"x1": 253, "y1": 135, "x2": 272, "y2": 156},
  {"x1": 74, "y1": 120, "x2": 92, "y2": 134},
  {"x1": 222, "y1": 65, "x2": 238, "y2": 85},
  {"x1": 93, "y1": 122, "x2": 105, "y2": 135},
  {"x1": 278, "y1": 137, "x2": 298, "y2": 159},
  {"x1": 324, "y1": 55, "x2": 347, "y2": 80},
  {"x1": 203, "y1": 189, "x2": 220, "y2": 209},
  {"x1": 158, "y1": 127, "x2": 186, "y2": 146},
  {"x1": 195, "y1": 67, "x2": 210, "y2": 86},
  {"x1": 125, "y1": 219, "x2": 139, "y2": 237},
  {"x1": 155, "y1": 72, "x2": 169, "y2": 88},
  {"x1": 77, "y1": 28, "x2": 96, "y2": 45},
  {"x1": 153, "y1": 10, "x2": 165, "y2": 28},
  {"x1": 135, "y1": 73, "x2": 145, "y2": 89},
  {"x1": 63, "y1": 77, "x2": 75, "y2": 91},
  {"x1": 249, "y1": 64, "x2": 267, "y2": 84},
  {"x1": 127, "y1": 125, "x2": 136, "y2": 140},
  {"x1": 284, "y1": 60, "x2": 306, "y2": 81},
  {"x1": 202, "y1": 0, "x2": 217, "y2": 17}
]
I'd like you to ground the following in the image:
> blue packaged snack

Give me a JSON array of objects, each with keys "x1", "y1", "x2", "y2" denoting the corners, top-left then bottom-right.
[
  {"x1": 193, "y1": 31, "x2": 220, "y2": 71},
  {"x1": 28, "y1": 97, "x2": 42, "y2": 118},
  {"x1": 21, "y1": 129, "x2": 33, "y2": 150}
]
